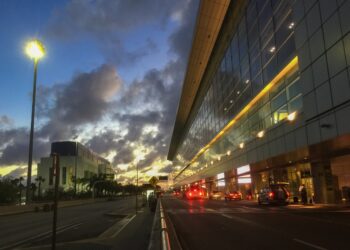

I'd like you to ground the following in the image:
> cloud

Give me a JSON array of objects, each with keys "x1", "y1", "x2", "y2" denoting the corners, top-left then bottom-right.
[
  {"x1": 39, "y1": 64, "x2": 122, "y2": 141},
  {"x1": 46, "y1": 0, "x2": 187, "y2": 67},
  {"x1": 0, "y1": 1, "x2": 199, "y2": 182},
  {"x1": 0, "y1": 115, "x2": 13, "y2": 127}
]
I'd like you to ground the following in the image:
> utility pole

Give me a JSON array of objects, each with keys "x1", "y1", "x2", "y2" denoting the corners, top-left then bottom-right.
[
  {"x1": 51, "y1": 153, "x2": 60, "y2": 250},
  {"x1": 135, "y1": 163, "x2": 138, "y2": 215}
]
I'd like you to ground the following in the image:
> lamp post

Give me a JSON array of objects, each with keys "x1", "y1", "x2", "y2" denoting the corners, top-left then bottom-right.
[
  {"x1": 135, "y1": 162, "x2": 138, "y2": 214},
  {"x1": 25, "y1": 39, "x2": 45, "y2": 203}
]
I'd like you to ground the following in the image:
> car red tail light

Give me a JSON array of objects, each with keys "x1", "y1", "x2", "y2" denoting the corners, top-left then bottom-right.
[
  {"x1": 268, "y1": 192, "x2": 274, "y2": 198},
  {"x1": 199, "y1": 192, "x2": 203, "y2": 196}
]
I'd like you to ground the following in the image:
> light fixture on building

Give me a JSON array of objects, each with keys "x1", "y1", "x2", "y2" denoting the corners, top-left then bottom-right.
[
  {"x1": 227, "y1": 150, "x2": 231, "y2": 156},
  {"x1": 239, "y1": 142, "x2": 244, "y2": 149},
  {"x1": 257, "y1": 130, "x2": 265, "y2": 138},
  {"x1": 230, "y1": 99, "x2": 233, "y2": 104},
  {"x1": 288, "y1": 22, "x2": 295, "y2": 29},
  {"x1": 218, "y1": 156, "x2": 221, "y2": 161},
  {"x1": 245, "y1": 79, "x2": 250, "y2": 84},
  {"x1": 237, "y1": 90, "x2": 240, "y2": 95},
  {"x1": 269, "y1": 46, "x2": 276, "y2": 53},
  {"x1": 224, "y1": 107, "x2": 227, "y2": 111},
  {"x1": 287, "y1": 111, "x2": 297, "y2": 121},
  {"x1": 211, "y1": 160, "x2": 214, "y2": 165}
]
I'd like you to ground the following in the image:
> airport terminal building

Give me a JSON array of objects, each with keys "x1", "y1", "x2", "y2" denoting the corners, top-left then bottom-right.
[{"x1": 168, "y1": 0, "x2": 350, "y2": 203}]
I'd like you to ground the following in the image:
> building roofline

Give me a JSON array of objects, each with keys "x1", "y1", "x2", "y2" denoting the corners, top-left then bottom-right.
[{"x1": 167, "y1": 0, "x2": 230, "y2": 161}]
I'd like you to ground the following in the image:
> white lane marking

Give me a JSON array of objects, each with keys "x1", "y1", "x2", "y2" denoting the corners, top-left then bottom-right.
[
  {"x1": 111, "y1": 214, "x2": 136, "y2": 237},
  {"x1": 221, "y1": 214, "x2": 232, "y2": 219},
  {"x1": 293, "y1": 238, "x2": 328, "y2": 250},
  {"x1": 0, "y1": 222, "x2": 82, "y2": 250}
]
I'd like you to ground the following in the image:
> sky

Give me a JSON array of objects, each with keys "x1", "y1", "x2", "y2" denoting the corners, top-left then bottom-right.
[{"x1": 0, "y1": 0, "x2": 199, "y2": 184}]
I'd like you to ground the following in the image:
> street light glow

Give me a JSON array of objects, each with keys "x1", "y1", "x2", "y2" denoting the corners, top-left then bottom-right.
[{"x1": 25, "y1": 40, "x2": 45, "y2": 60}]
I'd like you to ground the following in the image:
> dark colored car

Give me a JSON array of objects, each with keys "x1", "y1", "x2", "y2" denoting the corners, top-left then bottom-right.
[
  {"x1": 225, "y1": 191, "x2": 242, "y2": 201},
  {"x1": 258, "y1": 184, "x2": 290, "y2": 205}
]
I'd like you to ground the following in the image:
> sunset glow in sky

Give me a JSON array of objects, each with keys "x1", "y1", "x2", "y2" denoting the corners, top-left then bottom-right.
[{"x1": 0, "y1": 0, "x2": 198, "y2": 184}]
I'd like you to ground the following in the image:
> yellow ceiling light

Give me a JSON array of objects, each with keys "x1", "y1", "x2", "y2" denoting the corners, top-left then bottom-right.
[
  {"x1": 257, "y1": 130, "x2": 265, "y2": 138},
  {"x1": 287, "y1": 111, "x2": 297, "y2": 121},
  {"x1": 25, "y1": 39, "x2": 45, "y2": 60}
]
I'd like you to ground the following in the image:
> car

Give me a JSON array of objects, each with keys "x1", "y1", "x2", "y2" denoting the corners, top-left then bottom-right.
[
  {"x1": 209, "y1": 191, "x2": 225, "y2": 200},
  {"x1": 184, "y1": 187, "x2": 205, "y2": 199},
  {"x1": 225, "y1": 191, "x2": 242, "y2": 201},
  {"x1": 173, "y1": 190, "x2": 181, "y2": 197},
  {"x1": 258, "y1": 184, "x2": 290, "y2": 205}
]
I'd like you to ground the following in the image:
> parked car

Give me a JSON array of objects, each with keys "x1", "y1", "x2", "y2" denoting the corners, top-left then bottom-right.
[
  {"x1": 210, "y1": 191, "x2": 225, "y2": 200},
  {"x1": 225, "y1": 191, "x2": 242, "y2": 201},
  {"x1": 258, "y1": 184, "x2": 290, "y2": 205}
]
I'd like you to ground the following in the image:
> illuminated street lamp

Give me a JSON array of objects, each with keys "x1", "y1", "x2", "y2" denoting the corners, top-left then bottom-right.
[{"x1": 25, "y1": 39, "x2": 45, "y2": 203}]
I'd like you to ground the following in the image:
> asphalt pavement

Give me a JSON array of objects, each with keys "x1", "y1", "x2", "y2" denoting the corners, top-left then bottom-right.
[
  {"x1": 0, "y1": 196, "x2": 154, "y2": 250},
  {"x1": 161, "y1": 196, "x2": 350, "y2": 250}
]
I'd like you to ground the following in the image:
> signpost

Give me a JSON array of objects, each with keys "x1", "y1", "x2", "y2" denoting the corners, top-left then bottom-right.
[{"x1": 51, "y1": 153, "x2": 60, "y2": 250}]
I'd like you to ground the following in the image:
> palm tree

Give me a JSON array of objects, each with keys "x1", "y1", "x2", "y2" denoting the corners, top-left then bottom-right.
[
  {"x1": 30, "y1": 183, "x2": 37, "y2": 200},
  {"x1": 35, "y1": 176, "x2": 45, "y2": 199}
]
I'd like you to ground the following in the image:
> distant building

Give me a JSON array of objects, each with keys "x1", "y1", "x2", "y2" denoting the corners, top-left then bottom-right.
[
  {"x1": 157, "y1": 175, "x2": 170, "y2": 191},
  {"x1": 37, "y1": 141, "x2": 114, "y2": 193}
]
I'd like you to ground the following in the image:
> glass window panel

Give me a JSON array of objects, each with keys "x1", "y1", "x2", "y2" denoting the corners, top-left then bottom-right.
[
  {"x1": 249, "y1": 39, "x2": 260, "y2": 60},
  {"x1": 247, "y1": 1, "x2": 257, "y2": 30},
  {"x1": 261, "y1": 37, "x2": 275, "y2": 66},
  {"x1": 288, "y1": 95, "x2": 303, "y2": 112},
  {"x1": 256, "y1": 0, "x2": 269, "y2": 12},
  {"x1": 263, "y1": 57, "x2": 277, "y2": 83},
  {"x1": 240, "y1": 55, "x2": 250, "y2": 75},
  {"x1": 248, "y1": 22, "x2": 259, "y2": 45},
  {"x1": 287, "y1": 78, "x2": 301, "y2": 100},
  {"x1": 260, "y1": 21, "x2": 274, "y2": 49},
  {"x1": 250, "y1": 55, "x2": 262, "y2": 79},
  {"x1": 272, "y1": 104, "x2": 288, "y2": 124},
  {"x1": 277, "y1": 35, "x2": 295, "y2": 69},
  {"x1": 264, "y1": 115, "x2": 273, "y2": 128},
  {"x1": 271, "y1": 90, "x2": 287, "y2": 111},
  {"x1": 273, "y1": 0, "x2": 291, "y2": 29},
  {"x1": 259, "y1": 2, "x2": 272, "y2": 31},
  {"x1": 275, "y1": 13, "x2": 293, "y2": 48},
  {"x1": 252, "y1": 73, "x2": 264, "y2": 94}
]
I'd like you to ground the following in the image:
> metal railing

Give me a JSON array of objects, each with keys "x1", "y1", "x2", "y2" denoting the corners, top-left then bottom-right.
[{"x1": 159, "y1": 201, "x2": 171, "y2": 250}]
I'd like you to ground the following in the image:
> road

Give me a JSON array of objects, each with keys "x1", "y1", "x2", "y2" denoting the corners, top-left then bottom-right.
[
  {"x1": 0, "y1": 197, "x2": 145, "y2": 249},
  {"x1": 161, "y1": 196, "x2": 350, "y2": 250}
]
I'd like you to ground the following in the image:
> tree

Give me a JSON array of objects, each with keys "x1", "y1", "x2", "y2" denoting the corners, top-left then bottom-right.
[
  {"x1": 35, "y1": 176, "x2": 45, "y2": 199},
  {"x1": 0, "y1": 178, "x2": 18, "y2": 203},
  {"x1": 30, "y1": 183, "x2": 37, "y2": 200}
]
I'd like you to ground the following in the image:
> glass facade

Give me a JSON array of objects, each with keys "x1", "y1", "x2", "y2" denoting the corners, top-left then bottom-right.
[{"x1": 175, "y1": 0, "x2": 301, "y2": 181}]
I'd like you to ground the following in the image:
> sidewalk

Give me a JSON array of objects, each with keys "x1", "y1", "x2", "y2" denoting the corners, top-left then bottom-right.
[{"x1": 237, "y1": 199, "x2": 350, "y2": 209}]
